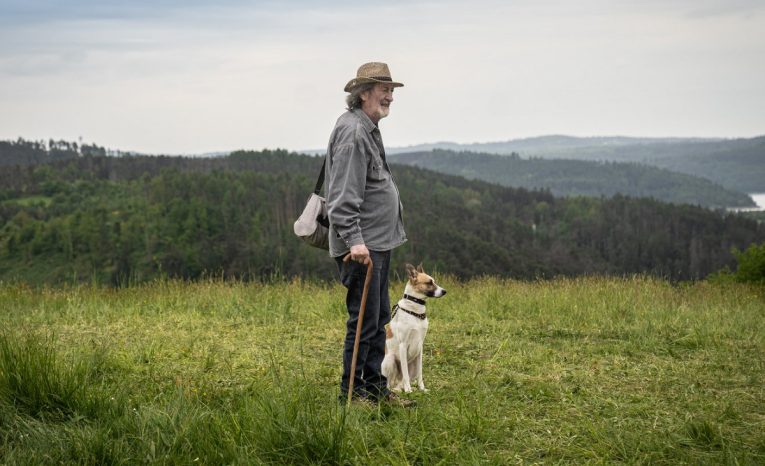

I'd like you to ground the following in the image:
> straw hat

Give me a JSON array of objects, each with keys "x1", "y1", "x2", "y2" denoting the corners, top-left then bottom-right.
[{"x1": 344, "y1": 62, "x2": 404, "y2": 92}]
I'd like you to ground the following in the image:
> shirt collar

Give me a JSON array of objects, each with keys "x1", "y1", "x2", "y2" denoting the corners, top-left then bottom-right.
[{"x1": 351, "y1": 108, "x2": 378, "y2": 133}]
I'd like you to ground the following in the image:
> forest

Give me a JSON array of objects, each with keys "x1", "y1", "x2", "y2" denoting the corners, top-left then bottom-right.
[
  {"x1": 390, "y1": 150, "x2": 753, "y2": 208},
  {"x1": 388, "y1": 135, "x2": 765, "y2": 193},
  {"x1": 0, "y1": 138, "x2": 108, "y2": 165},
  {"x1": 1, "y1": 140, "x2": 763, "y2": 286}
]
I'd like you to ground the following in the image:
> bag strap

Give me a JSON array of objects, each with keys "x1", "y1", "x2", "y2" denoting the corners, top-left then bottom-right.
[{"x1": 314, "y1": 156, "x2": 326, "y2": 195}]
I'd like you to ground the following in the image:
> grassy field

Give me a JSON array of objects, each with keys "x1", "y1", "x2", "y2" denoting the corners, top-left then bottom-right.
[{"x1": 0, "y1": 276, "x2": 763, "y2": 464}]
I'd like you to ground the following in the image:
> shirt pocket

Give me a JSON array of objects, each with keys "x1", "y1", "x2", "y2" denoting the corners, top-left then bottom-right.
[{"x1": 368, "y1": 152, "x2": 388, "y2": 181}]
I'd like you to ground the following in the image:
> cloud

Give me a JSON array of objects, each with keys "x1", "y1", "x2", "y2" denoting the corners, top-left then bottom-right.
[
  {"x1": 0, "y1": 0, "x2": 763, "y2": 153},
  {"x1": 0, "y1": 0, "x2": 246, "y2": 24}
]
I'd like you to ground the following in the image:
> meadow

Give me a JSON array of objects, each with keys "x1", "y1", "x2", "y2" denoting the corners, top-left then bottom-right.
[{"x1": 0, "y1": 275, "x2": 763, "y2": 464}]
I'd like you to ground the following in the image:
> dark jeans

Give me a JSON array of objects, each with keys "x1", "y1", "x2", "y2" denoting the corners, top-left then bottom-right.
[{"x1": 335, "y1": 249, "x2": 391, "y2": 401}]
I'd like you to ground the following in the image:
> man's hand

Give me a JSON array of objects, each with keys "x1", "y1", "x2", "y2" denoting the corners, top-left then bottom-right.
[{"x1": 350, "y1": 244, "x2": 370, "y2": 264}]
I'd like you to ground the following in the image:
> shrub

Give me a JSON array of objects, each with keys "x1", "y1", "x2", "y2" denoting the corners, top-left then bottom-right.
[{"x1": 733, "y1": 242, "x2": 765, "y2": 285}]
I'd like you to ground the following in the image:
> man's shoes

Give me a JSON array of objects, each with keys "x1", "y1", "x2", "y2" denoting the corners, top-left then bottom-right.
[
  {"x1": 349, "y1": 396, "x2": 377, "y2": 408},
  {"x1": 340, "y1": 390, "x2": 416, "y2": 408},
  {"x1": 381, "y1": 391, "x2": 416, "y2": 408}
]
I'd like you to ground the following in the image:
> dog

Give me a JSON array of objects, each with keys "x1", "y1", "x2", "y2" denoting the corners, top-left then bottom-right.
[{"x1": 382, "y1": 263, "x2": 446, "y2": 393}]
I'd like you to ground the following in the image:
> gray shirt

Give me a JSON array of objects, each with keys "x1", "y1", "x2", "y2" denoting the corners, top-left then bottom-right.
[{"x1": 325, "y1": 109, "x2": 407, "y2": 257}]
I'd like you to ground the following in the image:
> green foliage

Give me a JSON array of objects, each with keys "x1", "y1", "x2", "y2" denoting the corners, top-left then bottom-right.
[
  {"x1": 732, "y1": 242, "x2": 765, "y2": 284},
  {"x1": 738, "y1": 210, "x2": 765, "y2": 225},
  {"x1": 0, "y1": 150, "x2": 763, "y2": 285},
  {"x1": 0, "y1": 139, "x2": 76, "y2": 167},
  {"x1": 0, "y1": 277, "x2": 763, "y2": 463},
  {"x1": 391, "y1": 149, "x2": 754, "y2": 208},
  {"x1": 0, "y1": 138, "x2": 108, "y2": 167},
  {"x1": 390, "y1": 135, "x2": 765, "y2": 193},
  {"x1": 650, "y1": 137, "x2": 765, "y2": 193}
]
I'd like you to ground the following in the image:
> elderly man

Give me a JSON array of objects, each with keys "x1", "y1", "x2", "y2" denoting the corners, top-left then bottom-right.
[{"x1": 325, "y1": 62, "x2": 410, "y2": 406}]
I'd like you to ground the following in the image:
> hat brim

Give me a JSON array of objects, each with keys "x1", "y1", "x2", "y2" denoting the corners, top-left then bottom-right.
[{"x1": 344, "y1": 77, "x2": 404, "y2": 93}]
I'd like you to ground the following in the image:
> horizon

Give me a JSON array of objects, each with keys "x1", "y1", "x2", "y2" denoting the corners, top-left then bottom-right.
[
  {"x1": 8, "y1": 132, "x2": 764, "y2": 157},
  {"x1": 1, "y1": 1, "x2": 764, "y2": 154}
]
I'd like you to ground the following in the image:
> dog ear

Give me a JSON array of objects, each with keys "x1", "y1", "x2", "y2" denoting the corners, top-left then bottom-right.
[
  {"x1": 416, "y1": 263, "x2": 424, "y2": 274},
  {"x1": 405, "y1": 263, "x2": 418, "y2": 281}
]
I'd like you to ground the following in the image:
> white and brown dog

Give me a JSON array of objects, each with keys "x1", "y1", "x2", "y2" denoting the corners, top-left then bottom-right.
[{"x1": 382, "y1": 263, "x2": 446, "y2": 393}]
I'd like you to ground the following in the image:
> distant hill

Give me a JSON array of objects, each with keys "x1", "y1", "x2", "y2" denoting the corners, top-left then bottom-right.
[
  {"x1": 0, "y1": 138, "x2": 231, "y2": 164},
  {"x1": 390, "y1": 150, "x2": 755, "y2": 208},
  {"x1": 1, "y1": 150, "x2": 763, "y2": 284},
  {"x1": 387, "y1": 135, "x2": 720, "y2": 156},
  {"x1": 388, "y1": 135, "x2": 765, "y2": 193},
  {"x1": 0, "y1": 139, "x2": 104, "y2": 165},
  {"x1": 4, "y1": 136, "x2": 759, "y2": 207}
]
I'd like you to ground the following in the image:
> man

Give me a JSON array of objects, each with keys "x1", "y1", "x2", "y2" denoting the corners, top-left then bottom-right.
[{"x1": 325, "y1": 62, "x2": 410, "y2": 406}]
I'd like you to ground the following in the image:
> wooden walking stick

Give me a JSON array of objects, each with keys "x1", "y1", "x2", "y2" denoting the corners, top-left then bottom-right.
[{"x1": 343, "y1": 253, "x2": 374, "y2": 406}]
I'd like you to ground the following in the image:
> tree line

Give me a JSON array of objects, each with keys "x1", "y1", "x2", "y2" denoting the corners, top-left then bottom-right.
[
  {"x1": 390, "y1": 150, "x2": 754, "y2": 208},
  {"x1": 0, "y1": 138, "x2": 110, "y2": 167},
  {"x1": 0, "y1": 149, "x2": 763, "y2": 285},
  {"x1": 389, "y1": 135, "x2": 765, "y2": 193}
]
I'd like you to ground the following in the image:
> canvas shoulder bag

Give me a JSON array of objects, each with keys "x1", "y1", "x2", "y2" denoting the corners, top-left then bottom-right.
[{"x1": 293, "y1": 157, "x2": 330, "y2": 250}]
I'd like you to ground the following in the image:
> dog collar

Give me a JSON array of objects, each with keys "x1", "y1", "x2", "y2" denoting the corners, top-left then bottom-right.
[
  {"x1": 403, "y1": 294, "x2": 426, "y2": 305},
  {"x1": 392, "y1": 303, "x2": 426, "y2": 320}
]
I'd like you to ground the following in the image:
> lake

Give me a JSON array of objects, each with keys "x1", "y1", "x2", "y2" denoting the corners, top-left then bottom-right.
[
  {"x1": 730, "y1": 193, "x2": 765, "y2": 212},
  {"x1": 753, "y1": 193, "x2": 765, "y2": 208}
]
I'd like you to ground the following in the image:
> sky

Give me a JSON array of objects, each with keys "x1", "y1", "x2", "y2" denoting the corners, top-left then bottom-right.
[{"x1": 1, "y1": 0, "x2": 764, "y2": 154}]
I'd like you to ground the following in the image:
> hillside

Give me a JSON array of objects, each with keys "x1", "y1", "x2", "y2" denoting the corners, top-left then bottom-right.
[
  {"x1": 388, "y1": 135, "x2": 765, "y2": 192},
  {"x1": 1, "y1": 151, "x2": 763, "y2": 285},
  {"x1": 7, "y1": 137, "x2": 761, "y2": 201},
  {"x1": 387, "y1": 135, "x2": 719, "y2": 156},
  {"x1": 390, "y1": 150, "x2": 754, "y2": 208},
  {"x1": 0, "y1": 139, "x2": 107, "y2": 165}
]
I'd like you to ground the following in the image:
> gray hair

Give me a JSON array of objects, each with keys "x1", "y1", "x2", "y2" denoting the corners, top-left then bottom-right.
[{"x1": 345, "y1": 82, "x2": 376, "y2": 110}]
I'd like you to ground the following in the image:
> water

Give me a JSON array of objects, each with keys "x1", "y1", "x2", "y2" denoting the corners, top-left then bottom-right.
[
  {"x1": 730, "y1": 193, "x2": 765, "y2": 212},
  {"x1": 752, "y1": 193, "x2": 765, "y2": 210}
]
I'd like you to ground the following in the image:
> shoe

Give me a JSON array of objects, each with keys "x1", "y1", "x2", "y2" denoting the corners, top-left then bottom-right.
[
  {"x1": 381, "y1": 392, "x2": 416, "y2": 408},
  {"x1": 349, "y1": 396, "x2": 377, "y2": 408},
  {"x1": 339, "y1": 392, "x2": 377, "y2": 408}
]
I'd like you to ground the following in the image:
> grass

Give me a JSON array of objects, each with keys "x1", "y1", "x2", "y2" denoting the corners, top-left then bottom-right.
[
  {"x1": 1, "y1": 195, "x2": 52, "y2": 207},
  {"x1": 0, "y1": 276, "x2": 763, "y2": 464}
]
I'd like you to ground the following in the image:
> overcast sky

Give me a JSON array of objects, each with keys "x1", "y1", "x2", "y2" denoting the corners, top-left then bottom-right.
[{"x1": 1, "y1": 0, "x2": 763, "y2": 154}]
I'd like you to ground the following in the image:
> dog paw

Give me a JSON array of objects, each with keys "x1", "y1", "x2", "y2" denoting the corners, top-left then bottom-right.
[
  {"x1": 403, "y1": 386, "x2": 413, "y2": 393},
  {"x1": 419, "y1": 387, "x2": 429, "y2": 393}
]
